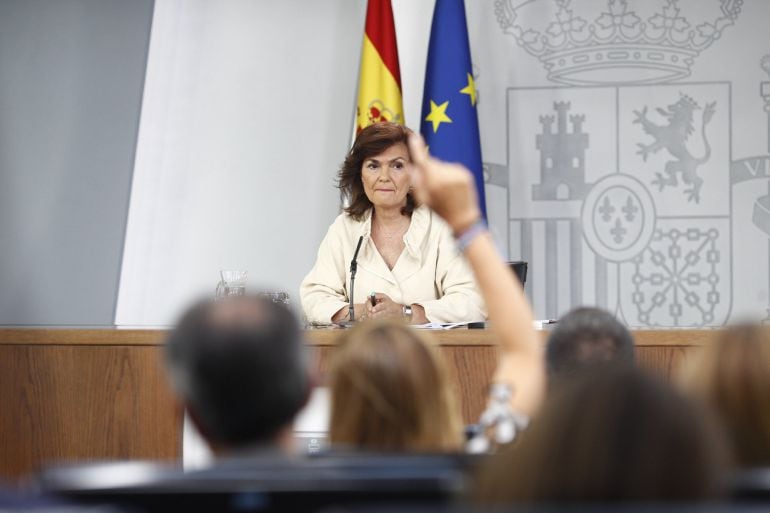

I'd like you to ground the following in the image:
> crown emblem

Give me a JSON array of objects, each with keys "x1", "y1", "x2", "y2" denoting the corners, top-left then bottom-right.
[
  {"x1": 676, "y1": 93, "x2": 698, "y2": 111},
  {"x1": 495, "y1": 0, "x2": 742, "y2": 85},
  {"x1": 366, "y1": 100, "x2": 401, "y2": 125}
]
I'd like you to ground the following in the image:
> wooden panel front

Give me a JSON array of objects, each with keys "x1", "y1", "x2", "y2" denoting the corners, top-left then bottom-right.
[
  {"x1": 0, "y1": 344, "x2": 181, "y2": 481},
  {"x1": 439, "y1": 346, "x2": 499, "y2": 423},
  {"x1": 635, "y1": 345, "x2": 698, "y2": 379},
  {"x1": 0, "y1": 327, "x2": 707, "y2": 482}
]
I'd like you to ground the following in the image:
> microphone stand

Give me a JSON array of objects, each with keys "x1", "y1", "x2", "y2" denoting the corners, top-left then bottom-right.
[{"x1": 348, "y1": 236, "x2": 364, "y2": 323}]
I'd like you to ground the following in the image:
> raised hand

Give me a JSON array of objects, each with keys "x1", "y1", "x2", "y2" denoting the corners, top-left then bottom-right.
[{"x1": 407, "y1": 134, "x2": 481, "y2": 235}]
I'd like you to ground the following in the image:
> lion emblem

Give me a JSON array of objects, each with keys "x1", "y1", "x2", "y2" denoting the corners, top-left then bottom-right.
[{"x1": 633, "y1": 94, "x2": 716, "y2": 203}]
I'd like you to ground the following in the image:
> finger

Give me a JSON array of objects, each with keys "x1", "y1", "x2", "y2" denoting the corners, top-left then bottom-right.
[
  {"x1": 373, "y1": 293, "x2": 390, "y2": 302},
  {"x1": 373, "y1": 302, "x2": 398, "y2": 315},
  {"x1": 408, "y1": 165, "x2": 428, "y2": 206},
  {"x1": 407, "y1": 135, "x2": 430, "y2": 205},
  {"x1": 407, "y1": 133, "x2": 429, "y2": 168},
  {"x1": 372, "y1": 303, "x2": 387, "y2": 314}
]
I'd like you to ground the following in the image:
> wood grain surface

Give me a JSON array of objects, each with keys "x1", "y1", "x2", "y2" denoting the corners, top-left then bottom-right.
[
  {"x1": 0, "y1": 327, "x2": 714, "y2": 346},
  {"x1": 0, "y1": 327, "x2": 708, "y2": 482},
  {"x1": 0, "y1": 344, "x2": 181, "y2": 481}
]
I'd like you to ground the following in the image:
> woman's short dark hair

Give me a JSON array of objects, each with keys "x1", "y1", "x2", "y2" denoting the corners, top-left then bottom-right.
[{"x1": 338, "y1": 122, "x2": 416, "y2": 220}]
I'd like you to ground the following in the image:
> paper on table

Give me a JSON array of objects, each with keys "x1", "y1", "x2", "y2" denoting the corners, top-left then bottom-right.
[
  {"x1": 412, "y1": 320, "x2": 557, "y2": 330},
  {"x1": 413, "y1": 322, "x2": 470, "y2": 330},
  {"x1": 533, "y1": 320, "x2": 558, "y2": 330}
]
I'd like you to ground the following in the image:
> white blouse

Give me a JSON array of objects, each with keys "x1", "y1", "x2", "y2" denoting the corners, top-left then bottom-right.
[{"x1": 300, "y1": 206, "x2": 486, "y2": 324}]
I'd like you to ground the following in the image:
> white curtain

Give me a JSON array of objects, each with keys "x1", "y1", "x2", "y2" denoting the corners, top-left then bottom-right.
[{"x1": 116, "y1": 0, "x2": 366, "y2": 325}]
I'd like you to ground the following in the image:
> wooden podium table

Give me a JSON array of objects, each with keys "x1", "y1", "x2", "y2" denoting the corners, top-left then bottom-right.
[{"x1": 0, "y1": 327, "x2": 716, "y2": 481}]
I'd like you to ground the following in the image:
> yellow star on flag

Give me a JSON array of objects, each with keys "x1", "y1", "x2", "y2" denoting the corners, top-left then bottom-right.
[
  {"x1": 459, "y1": 73, "x2": 477, "y2": 106},
  {"x1": 425, "y1": 100, "x2": 452, "y2": 133}
]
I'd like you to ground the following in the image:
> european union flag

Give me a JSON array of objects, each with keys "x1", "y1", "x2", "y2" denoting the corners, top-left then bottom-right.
[{"x1": 420, "y1": 0, "x2": 486, "y2": 218}]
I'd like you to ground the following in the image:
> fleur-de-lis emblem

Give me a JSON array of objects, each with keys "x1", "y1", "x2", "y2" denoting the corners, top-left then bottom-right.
[
  {"x1": 623, "y1": 195, "x2": 639, "y2": 222},
  {"x1": 599, "y1": 196, "x2": 615, "y2": 222}
]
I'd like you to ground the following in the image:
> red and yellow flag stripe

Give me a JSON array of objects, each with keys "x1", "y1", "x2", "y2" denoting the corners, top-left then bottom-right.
[{"x1": 356, "y1": 0, "x2": 404, "y2": 132}]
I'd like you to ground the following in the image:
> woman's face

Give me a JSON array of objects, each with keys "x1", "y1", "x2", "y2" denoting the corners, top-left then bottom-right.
[{"x1": 361, "y1": 142, "x2": 411, "y2": 211}]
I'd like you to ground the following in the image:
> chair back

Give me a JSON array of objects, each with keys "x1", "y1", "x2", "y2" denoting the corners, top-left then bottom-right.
[{"x1": 37, "y1": 454, "x2": 476, "y2": 513}]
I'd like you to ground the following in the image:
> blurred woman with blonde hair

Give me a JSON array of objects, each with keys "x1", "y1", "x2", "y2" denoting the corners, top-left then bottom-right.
[{"x1": 329, "y1": 321, "x2": 462, "y2": 452}]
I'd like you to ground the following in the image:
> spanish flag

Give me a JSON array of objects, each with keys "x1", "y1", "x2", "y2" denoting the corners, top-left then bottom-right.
[{"x1": 356, "y1": 0, "x2": 404, "y2": 132}]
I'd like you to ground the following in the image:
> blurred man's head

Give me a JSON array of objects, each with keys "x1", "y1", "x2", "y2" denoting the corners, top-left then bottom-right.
[
  {"x1": 546, "y1": 307, "x2": 635, "y2": 381},
  {"x1": 165, "y1": 295, "x2": 309, "y2": 454}
]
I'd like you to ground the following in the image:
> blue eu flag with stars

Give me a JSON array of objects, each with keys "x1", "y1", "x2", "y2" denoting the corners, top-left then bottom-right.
[{"x1": 420, "y1": 0, "x2": 486, "y2": 218}]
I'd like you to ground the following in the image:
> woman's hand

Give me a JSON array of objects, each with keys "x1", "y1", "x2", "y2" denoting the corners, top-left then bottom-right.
[
  {"x1": 365, "y1": 293, "x2": 404, "y2": 320},
  {"x1": 331, "y1": 303, "x2": 368, "y2": 323},
  {"x1": 365, "y1": 293, "x2": 429, "y2": 324}
]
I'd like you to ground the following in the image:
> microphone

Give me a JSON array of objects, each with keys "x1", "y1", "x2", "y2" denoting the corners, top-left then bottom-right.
[{"x1": 348, "y1": 235, "x2": 364, "y2": 322}]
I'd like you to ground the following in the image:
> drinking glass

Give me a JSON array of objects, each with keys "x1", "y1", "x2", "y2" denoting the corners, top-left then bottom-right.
[{"x1": 215, "y1": 270, "x2": 248, "y2": 299}]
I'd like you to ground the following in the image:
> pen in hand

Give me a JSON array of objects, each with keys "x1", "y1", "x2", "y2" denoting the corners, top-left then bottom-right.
[{"x1": 369, "y1": 292, "x2": 377, "y2": 308}]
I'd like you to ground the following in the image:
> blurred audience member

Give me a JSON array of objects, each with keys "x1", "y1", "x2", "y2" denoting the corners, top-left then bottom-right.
[
  {"x1": 546, "y1": 306, "x2": 635, "y2": 382},
  {"x1": 476, "y1": 366, "x2": 729, "y2": 503},
  {"x1": 165, "y1": 295, "x2": 310, "y2": 456},
  {"x1": 680, "y1": 324, "x2": 770, "y2": 468},
  {"x1": 329, "y1": 321, "x2": 462, "y2": 452}
]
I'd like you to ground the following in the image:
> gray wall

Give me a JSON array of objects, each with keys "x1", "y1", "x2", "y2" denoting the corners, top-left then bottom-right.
[{"x1": 0, "y1": 0, "x2": 154, "y2": 324}]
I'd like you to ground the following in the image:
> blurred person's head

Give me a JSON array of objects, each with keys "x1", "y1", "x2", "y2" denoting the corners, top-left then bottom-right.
[
  {"x1": 329, "y1": 320, "x2": 463, "y2": 452},
  {"x1": 680, "y1": 323, "x2": 770, "y2": 467},
  {"x1": 165, "y1": 295, "x2": 310, "y2": 455},
  {"x1": 546, "y1": 307, "x2": 635, "y2": 382},
  {"x1": 477, "y1": 366, "x2": 729, "y2": 503}
]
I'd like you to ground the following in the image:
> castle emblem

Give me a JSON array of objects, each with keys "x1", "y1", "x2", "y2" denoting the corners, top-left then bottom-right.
[
  {"x1": 633, "y1": 94, "x2": 716, "y2": 203},
  {"x1": 533, "y1": 102, "x2": 591, "y2": 201}
]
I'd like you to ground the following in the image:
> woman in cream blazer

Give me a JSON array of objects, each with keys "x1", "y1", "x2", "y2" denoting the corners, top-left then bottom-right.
[{"x1": 300, "y1": 122, "x2": 485, "y2": 325}]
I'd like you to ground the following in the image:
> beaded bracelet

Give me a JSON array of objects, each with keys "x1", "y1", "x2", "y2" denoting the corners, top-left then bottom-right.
[{"x1": 455, "y1": 219, "x2": 488, "y2": 252}]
